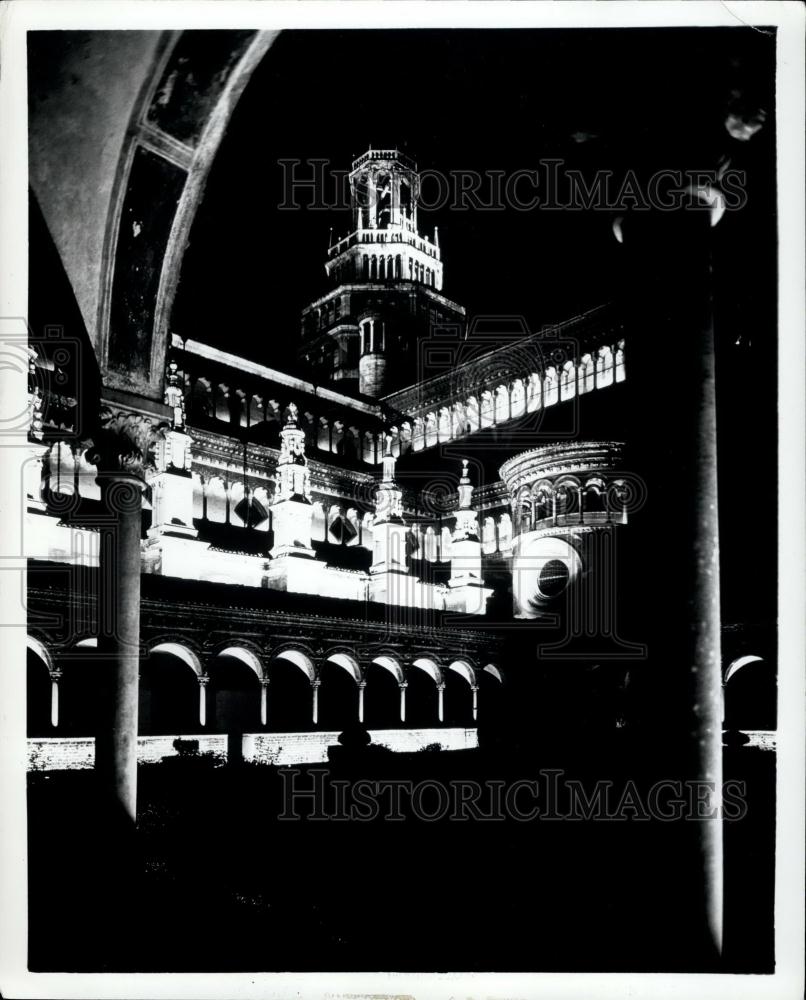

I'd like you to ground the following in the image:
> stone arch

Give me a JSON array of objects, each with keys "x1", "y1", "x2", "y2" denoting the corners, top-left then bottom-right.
[
  {"x1": 724, "y1": 654, "x2": 764, "y2": 685},
  {"x1": 250, "y1": 487, "x2": 271, "y2": 531},
  {"x1": 190, "y1": 377, "x2": 213, "y2": 420},
  {"x1": 411, "y1": 656, "x2": 443, "y2": 685},
  {"x1": 482, "y1": 515, "x2": 497, "y2": 554},
  {"x1": 270, "y1": 646, "x2": 316, "y2": 684},
  {"x1": 399, "y1": 421, "x2": 413, "y2": 454},
  {"x1": 483, "y1": 663, "x2": 504, "y2": 684},
  {"x1": 27, "y1": 637, "x2": 54, "y2": 736},
  {"x1": 445, "y1": 658, "x2": 477, "y2": 724},
  {"x1": 447, "y1": 659, "x2": 477, "y2": 687},
  {"x1": 466, "y1": 396, "x2": 480, "y2": 432},
  {"x1": 311, "y1": 500, "x2": 327, "y2": 542},
  {"x1": 214, "y1": 644, "x2": 264, "y2": 681},
  {"x1": 208, "y1": 645, "x2": 263, "y2": 734},
  {"x1": 526, "y1": 372, "x2": 542, "y2": 412},
  {"x1": 723, "y1": 655, "x2": 774, "y2": 732},
  {"x1": 560, "y1": 360, "x2": 577, "y2": 401},
  {"x1": 437, "y1": 407, "x2": 452, "y2": 442},
  {"x1": 214, "y1": 383, "x2": 231, "y2": 422},
  {"x1": 543, "y1": 367, "x2": 558, "y2": 406},
  {"x1": 319, "y1": 651, "x2": 361, "y2": 729},
  {"x1": 579, "y1": 353, "x2": 595, "y2": 394},
  {"x1": 480, "y1": 390, "x2": 495, "y2": 428},
  {"x1": 149, "y1": 640, "x2": 203, "y2": 677},
  {"x1": 412, "y1": 417, "x2": 425, "y2": 452},
  {"x1": 324, "y1": 651, "x2": 362, "y2": 684},
  {"x1": 497, "y1": 512, "x2": 513, "y2": 552},
  {"x1": 266, "y1": 647, "x2": 315, "y2": 731},
  {"x1": 205, "y1": 475, "x2": 227, "y2": 523},
  {"x1": 371, "y1": 654, "x2": 404, "y2": 685},
  {"x1": 451, "y1": 401, "x2": 467, "y2": 438},
  {"x1": 494, "y1": 384, "x2": 510, "y2": 423},
  {"x1": 140, "y1": 640, "x2": 204, "y2": 735},
  {"x1": 596, "y1": 345, "x2": 614, "y2": 387},
  {"x1": 365, "y1": 654, "x2": 404, "y2": 728},
  {"x1": 27, "y1": 634, "x2": 54, "y2": 675},
  {"x1": 424, "y1": 412, "x2": 438, "y2": 448},
  {"x1": 510, "y1": 378, "x2": 526, "y2": 418},
  {"x1": 554, "y1": 475, "x2": 582, "y2": 518}
]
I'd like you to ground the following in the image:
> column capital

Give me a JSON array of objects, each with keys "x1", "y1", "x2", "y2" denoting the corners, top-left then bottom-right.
[
  {"x1": 260, "y1": 676, "x2": 271, "y2": 688},
  {"x1": 87, "y1": 405, "x2": 169, "y2": 481},
  {"x1": 197, "y1": 674, "x2": 211, "y2": 687}
]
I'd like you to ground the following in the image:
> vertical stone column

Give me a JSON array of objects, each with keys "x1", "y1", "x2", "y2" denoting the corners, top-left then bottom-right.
[
  {"x1": 198, "y1": 674, "x2": 210, "y2": 727},
  {"x1": 50, "y1": 669, "x2": 62, "y2": 728},
  {"x1": 260, "y1": 678, "x2": 270, "y2": 727},
  {"x1": 399, "y1": 681, "x2": 407, "y2": 722},
  {"x1": 89, "y1": 407, "x2": 166, "y2": 824},
  {"x1": 471, "y1": 684, "x2": 479, "y2": 722},
  {"x1": 358, "y1": 680, "x2": 366, "y2": 723},
  {"x1": 437, "y1": 682, "x2": 445, "y2": 723},
  {"x1": 619, "y1": 201, "x2": 727, "y2": 958},
  {"x1": 311, "y1": 678, "x2": 320, "y2": 725}
]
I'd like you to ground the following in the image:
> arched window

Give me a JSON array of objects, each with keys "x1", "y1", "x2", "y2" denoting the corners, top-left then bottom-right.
[
  {"x1": 424, "y1": 412, "x2": 438, "y2": 448},
  {"x1": 466, "y1": 396, "x2": 480, "y2": 431},
  {"x1": 544, "y1": 367, "x2": 558, "y2": 406},
  {"x1": 215, "y1": 384, "x2": 230, "y2": 422},
  {"x1": 438, "y1": 407, "x2": 451, "y2": 441},
  {"x1": 190, "y1": 378, "x2": 212, "y2": 421},
  {"x1": 579, "y1": 354, "x2": 595, "y2": 394},
  {"x1": 482, "y1": 516, "x2": 497, "y2": 554},
  {"x1": 480, "y1": 391, "x2": 495, "y2": 428},
  {"x1": 249, "y1": 394, "x2": 264, "y2": 427},
  {"x1": 498, "y1": 513, "x2": 513, "y2": 552},
  {"x1": 494, "y1": 385, "x2": 509, "y2": 423},
  {"x1": 412, "y1": 417, "x2": 425, "y2": 452},
  {"x1": 560, "y1": 361, "x2": 576, "y2": 401},
  {"x1": 510, "y1": 379, "x2": 526, "y2": 418},
  {"x1": 596, "y1": 345, "x2": 614, "y2": 387},
  {"x1": 527, "y1": 373, "x2": 542, "y2": 412}
]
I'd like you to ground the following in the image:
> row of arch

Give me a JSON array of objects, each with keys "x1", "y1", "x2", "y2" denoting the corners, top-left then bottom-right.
[
  {"x1": 513, "y1": 475, "x2": 630, "y2": 533},
  {"x1": 387, "y1": 341, "x2": 626, "y2": 456},
  {"x1": 175, "y1": 340, "x2": 625, "y2": 467},
  {"x1": 327, "y1": 248, "x2": 440, "y2": 289},
  {"x1": 185, "y1": 375, "x2": 384, "y2": 464},
  {"x1": 26, "y1": 636, "x2": 504, "y2": 737}
]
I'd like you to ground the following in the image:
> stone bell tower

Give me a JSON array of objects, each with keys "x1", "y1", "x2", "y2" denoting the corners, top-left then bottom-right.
[{"x1": 299, "y1": 148, "x2": 466, "y2": 397}]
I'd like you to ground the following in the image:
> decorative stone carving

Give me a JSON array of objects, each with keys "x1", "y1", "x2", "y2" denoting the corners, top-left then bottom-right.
[
  {"x1": 163, "y1": 360, "x2": 186, "y2": 430},
  {"x1": 86, "y1": 406, "x2": 169, "y2": 480}
]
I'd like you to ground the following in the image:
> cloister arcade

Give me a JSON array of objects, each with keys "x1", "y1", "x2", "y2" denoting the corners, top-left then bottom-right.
[
  {"x1": 163, "y1": 335, "x2": 626, "y2": 471},
  {"x1": 26, "y1": 634, "x2": 505, "y2": 739}
]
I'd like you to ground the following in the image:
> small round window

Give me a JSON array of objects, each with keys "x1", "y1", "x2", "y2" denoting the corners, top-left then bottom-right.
[{"x1": 537, "y1": 559, "x2": 570, "y2": 599}]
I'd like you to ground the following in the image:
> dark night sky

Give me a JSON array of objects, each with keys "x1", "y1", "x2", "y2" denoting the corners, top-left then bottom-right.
[{"x1": 172, "y1": 28, "x2": 777, "y2": 373}]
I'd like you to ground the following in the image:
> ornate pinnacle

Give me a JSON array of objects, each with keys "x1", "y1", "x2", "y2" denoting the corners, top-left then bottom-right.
[{"x1": 164, "y1": 360, "x2": 185, "y2": 430}]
